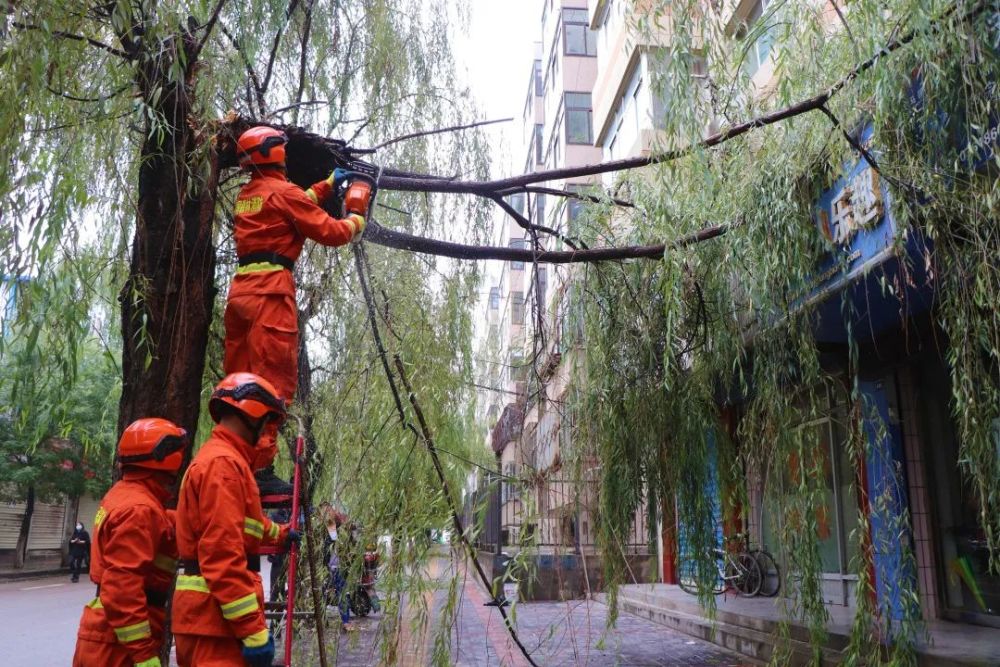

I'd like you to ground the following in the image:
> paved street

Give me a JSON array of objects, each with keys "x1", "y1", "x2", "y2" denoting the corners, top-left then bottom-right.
[
  {"x1": 0, "y1": 563, "x2": 749, "y2": 666},
  {"x1": 0, "y1": 573, "x2": 95, "y2": 665}
]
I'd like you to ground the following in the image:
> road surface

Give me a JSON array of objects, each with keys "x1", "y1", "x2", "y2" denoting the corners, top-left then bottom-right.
[{"x1": 1, "y1": 561, "x2": 750, "y2": 666}]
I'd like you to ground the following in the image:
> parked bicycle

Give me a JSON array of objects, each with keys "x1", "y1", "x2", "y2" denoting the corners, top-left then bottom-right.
[{"x1": 677, "y1": 533, "x2": 781, "y2": 598}]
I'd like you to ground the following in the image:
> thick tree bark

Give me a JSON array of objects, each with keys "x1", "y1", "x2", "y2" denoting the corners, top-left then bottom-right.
[
  {"x1": 117, "y1": 36, "x2": 219, "y2": 444},
  {"x1": 13, "y1": 484, "x2": 35, "y2": 569}
]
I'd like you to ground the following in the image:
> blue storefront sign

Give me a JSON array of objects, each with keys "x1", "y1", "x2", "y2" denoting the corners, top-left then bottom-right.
[{"x1": 798, "y1": 124, "x2": 935, "y2": 344}]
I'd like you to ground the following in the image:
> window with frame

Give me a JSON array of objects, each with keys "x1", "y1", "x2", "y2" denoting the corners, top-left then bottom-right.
[
  {"x1": 563, "y1": 8, "x2": 597, "y2": 56},
  {"x1": 534, "y1": 193, "x2": 546, "y2": 227},
  {"x1": 534, "y1": 124, "x2": 544, "y2": 164},
  {"x1": 535, "y1": 267, "x2": 548, "y2": 307},
  {"x1": 565, "y1": 184, "x2": 588, "y2": 236},
  {"x1": 533, "y1": 59, "x2": 543, "y2": 96},
  {"x1": 735, "y1": 0, "x2": 774, "y2": 76},
  {"x1": 509, "y1": 238, "x2": 526, "y2": 270},
  {"x1": 512, "y1": 291, "x2": 526, "y2": 325},
  {"x1": 489, "y1": 286, "x2": 500, "y2": 309},
  {"x1": 565, "y1": 92, "x2": 593, "y2": 144}
]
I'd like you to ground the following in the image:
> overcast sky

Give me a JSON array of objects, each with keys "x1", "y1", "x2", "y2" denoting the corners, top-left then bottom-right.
[{"x1": 454, "y1": 0, "x2": 539, "y2": 178}]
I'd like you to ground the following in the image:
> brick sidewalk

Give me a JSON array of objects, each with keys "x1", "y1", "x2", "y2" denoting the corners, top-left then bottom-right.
[{"x1": 303, "y1": 564, "x2": 751, "y2": 666}]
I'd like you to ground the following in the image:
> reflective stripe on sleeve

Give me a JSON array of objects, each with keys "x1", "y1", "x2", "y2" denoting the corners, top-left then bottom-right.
[
  {"x1": 87, "y1": 597, "x2": 104, "y2": 609},
  {"x1": 243, "y1": 517, "x2": 264, "y2": 539},
  {"x1": 153, "y1": 553, "x2": 177, "y2": 573},
  {"x1": 304, "y1": 188, "x2": 319, "y2": 203},
  {"x1": 176, "y1": 574, "x2": 210, "y2": 593},
  {"x1": 220, "y1": 592, "x2": 259, "y2": 620},
  {"x1": 113, "y1": 619, "x2": 152, "y2": 643},
  {"x1": 267, "y1": 522, "x2": 280, "y2": 540}
]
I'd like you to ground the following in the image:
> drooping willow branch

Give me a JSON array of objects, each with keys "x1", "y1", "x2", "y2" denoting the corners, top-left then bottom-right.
[
  {"x1": 351, "y1": 244, "x2": 540, "y2": 667},
  {"x1": 375, "y1": 0, "x2": 981, "y2": 196},
  {"x1": 216, "y1": 0, "x2": 983, "y2": 265}
]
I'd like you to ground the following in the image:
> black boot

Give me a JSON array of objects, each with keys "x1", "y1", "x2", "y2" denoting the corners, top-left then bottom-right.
[{"x1": 255, "y1": 466, "x2": 293, "y2": 507}]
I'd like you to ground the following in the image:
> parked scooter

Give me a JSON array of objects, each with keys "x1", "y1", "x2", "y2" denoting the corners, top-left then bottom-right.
[{"x1": 349, "y1": 545, "x2": 381, "y2": 617}]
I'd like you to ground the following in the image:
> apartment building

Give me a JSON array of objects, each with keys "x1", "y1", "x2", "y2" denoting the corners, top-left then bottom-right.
[{"x1": 476, "y1": 0, "x2": 657, "y2": 594}]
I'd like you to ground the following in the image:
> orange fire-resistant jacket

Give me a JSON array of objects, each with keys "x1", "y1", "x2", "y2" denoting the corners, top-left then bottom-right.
[
  {"x1": 229, "y1": 170, "x2": 357, "y2": 300},
  {"x1": 171, "y1": 424, "x2": 290, "y2": 641},
  {"x1": 75, "y1": 473, "x2": 178, "y2": 664},
  {"x1": 223, "y1": 170, "x2": 358, "y2": 401}
]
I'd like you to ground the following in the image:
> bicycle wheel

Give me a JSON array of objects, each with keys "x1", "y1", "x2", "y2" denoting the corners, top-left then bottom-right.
[
  {"x1": 678, "y1": 559, "x2": 699, "y2": 595},
  {"x1": 726, "y1": 552, "x2": 762, "y2": 596},
  {"x1": 752, "y1": 549, "x2": 781, "y2": 597},
  {"x1": 678, "y1": 558, "x2": 724, "y2": 595}
]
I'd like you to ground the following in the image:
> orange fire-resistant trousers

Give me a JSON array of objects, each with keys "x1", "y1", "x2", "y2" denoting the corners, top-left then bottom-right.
[
  {"x1": 72, "y1": 637, "x2": 136, "y2": 667},
  {"x1": 175, "y1": 634, "x2": 245, "y2": 666},
  {"x1": 223, "y1": 292, "x2": 298, "y2": 404}
]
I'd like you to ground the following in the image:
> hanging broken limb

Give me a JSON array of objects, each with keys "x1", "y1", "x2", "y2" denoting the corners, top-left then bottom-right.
[
  {"x1": 352, "y1": 243, "x2": 540, "y2": 667},
  {"x1": 211, "y1": 0, "x2": 984, "y2": 265}
]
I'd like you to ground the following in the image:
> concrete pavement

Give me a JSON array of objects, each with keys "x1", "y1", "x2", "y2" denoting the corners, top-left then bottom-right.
[
  {"x1": 0, "y1": 572, "x2": 94, "y2": 665},
  {"x1": 2, "y1": 560, "x2": 752, "y2": 666}
]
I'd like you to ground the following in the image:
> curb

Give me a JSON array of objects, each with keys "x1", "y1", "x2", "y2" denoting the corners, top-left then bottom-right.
[{"x1": 0, "y1": 568, "x2": 70, "y2": 582}]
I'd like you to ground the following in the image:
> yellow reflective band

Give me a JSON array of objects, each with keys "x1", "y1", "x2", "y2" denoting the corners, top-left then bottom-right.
[
  {"x1": 135, "y1": 657, "x2": 161, "y2": 667},
  {"x1": 94, "y1": 507, "x2": 107, "y2": 529},
  {"x1": 305, "y1": 188, "x2": 319, "y2": 204},
  {"x1": 87, "y1": 597, "x2": 104, "y2": 609},
  {"x1": 242, "y1": 628, "x2": 269, "y2": 648},
  {"x1": 234, "y1": 196, "x2": 264, "y2": 215},
  {"x1": 243, "y1": 517, "x2": 264, "y2": 539},
  {"x1": 267, "y1": 522, "x2": 280, "y2": 540},
  {"x1": 153, "y1": 553, "x2": 177, "y2": 573},
  {"x1": 220, "y1": 592, "x2": 259, "y2": 620},
  {"x1": 113, "y1": 619, "x2": 151, "y2": 643},
  {"x1": 235, "y1": 262, "x2": 285, "y2": 275},
  {"x1": 176, "y1": 574, "x2": 210, "y2": 593}
]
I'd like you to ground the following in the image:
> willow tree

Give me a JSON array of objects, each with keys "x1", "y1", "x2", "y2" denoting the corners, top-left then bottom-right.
[
  {"x1": 2, "y1": 0, "x2": 493, "y2": 660},
  {"x1": 549, "y1": 0, "x2": 1000, "y2": 663}
]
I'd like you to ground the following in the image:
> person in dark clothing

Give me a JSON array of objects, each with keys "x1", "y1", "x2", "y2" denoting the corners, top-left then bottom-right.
[
  {"x1": 266, "y1": 506, "x2": 291, "y2": 602},
  {"x1": 68, "y1": 522, "x2": 90, "y2": 583}
]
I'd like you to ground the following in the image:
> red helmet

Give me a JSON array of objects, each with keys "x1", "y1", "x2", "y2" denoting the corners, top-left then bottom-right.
[
  {"x1": 209, "y1": 372, "x2": 287, "y2": 425},
  {"x1": 117, "y1": 418, "x2": 189, "y2": 473},
  {"x1": 236, "y1": 126, "x2": 287, "y2": 169}
]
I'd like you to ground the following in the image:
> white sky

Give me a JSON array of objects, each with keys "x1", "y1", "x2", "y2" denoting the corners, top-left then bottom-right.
[{"x1": 453, "y1": 0, "x2": 539, "y2": 179}]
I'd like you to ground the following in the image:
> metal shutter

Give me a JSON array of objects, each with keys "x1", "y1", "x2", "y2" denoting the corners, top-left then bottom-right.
[
  {"x1": 0, "y1": 501, "x2": 26, "y2": 549},
  {"x1": 76, "y1": 494, "x2": 101, "y2": 532},
  {"x1": 27, "y1": 501, "x2": 68, "y2": 550}
]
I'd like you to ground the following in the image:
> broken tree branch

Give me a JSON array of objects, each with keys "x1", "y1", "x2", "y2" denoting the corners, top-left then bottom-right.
[
  {"x1": 352, "y1": 244, "x2": 540, "y2": 667},
  {"x1": 364, "y1": 220, "x2": 731, "y2": 263},
  {"x1": 372, "y1": 1, "x2": 982, "y2": 195}
]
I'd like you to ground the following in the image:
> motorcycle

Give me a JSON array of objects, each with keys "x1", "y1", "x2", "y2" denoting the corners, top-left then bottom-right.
[{"x1": 348, "y1": 547, "x2": 381, "y2": 617}]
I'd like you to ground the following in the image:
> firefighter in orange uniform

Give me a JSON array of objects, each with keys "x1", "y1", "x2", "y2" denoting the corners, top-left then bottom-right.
[
  {"x1": 225, "y1": 126, "x2": 371, "y2": 404},
  {"x1": 226, "y1": 125, "x2": 371, "y2": 497},
  {"x1": 172, "y1": 372, "x2": 298, "y2": 666},
  {"x1": 73, "y1": 418, "x2": 190, "y2": 667}
]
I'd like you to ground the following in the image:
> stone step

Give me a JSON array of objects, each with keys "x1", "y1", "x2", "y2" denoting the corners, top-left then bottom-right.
[
  {"x1": 611, "y1": 589, "x2": 1000, "y2": 667},
  {"x1": 617, "y1": 587, "x2": 851, "y2": 651},
  {"x1": 612, "y1": 593, "x2": 841, "y2": 667}
]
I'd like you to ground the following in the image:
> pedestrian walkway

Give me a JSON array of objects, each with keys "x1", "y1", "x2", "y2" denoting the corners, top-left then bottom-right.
[
  {"x1": 313, "y1": 555, "x2": 751, "y2": 666},
  {"x1": 612, "y1": 583, "x2": 1000, "y2": 667}
]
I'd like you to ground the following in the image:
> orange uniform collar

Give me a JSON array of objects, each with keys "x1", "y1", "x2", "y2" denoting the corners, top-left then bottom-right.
[{"x1": 211, "y1": 423, "x2": 258, "y2": 467}]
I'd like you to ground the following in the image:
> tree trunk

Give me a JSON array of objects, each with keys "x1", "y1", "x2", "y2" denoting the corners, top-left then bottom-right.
[
  {"x1": 13, "y1": 484, "x2": 35, "y2": 569},
  {"x1": 117, "y1": 35, "x2": 219, "y2": 444}
]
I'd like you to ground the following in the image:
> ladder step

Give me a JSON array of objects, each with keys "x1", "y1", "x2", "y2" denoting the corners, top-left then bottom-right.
[{"x1": 264, "y1": 611, "x2": 315, "y2": 620}]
